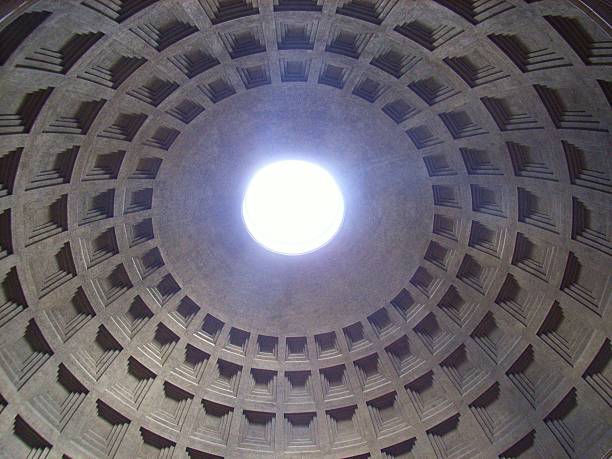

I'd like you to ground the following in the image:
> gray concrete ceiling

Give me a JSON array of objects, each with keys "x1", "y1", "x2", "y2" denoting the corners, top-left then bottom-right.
[{"x1": 0, "y1": 0, "x2": 610, "y2": 458}]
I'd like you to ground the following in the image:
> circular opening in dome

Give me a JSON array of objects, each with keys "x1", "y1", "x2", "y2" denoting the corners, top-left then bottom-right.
[{"x1": 242, "y1": 160, "x2": 345, "y2": 256}]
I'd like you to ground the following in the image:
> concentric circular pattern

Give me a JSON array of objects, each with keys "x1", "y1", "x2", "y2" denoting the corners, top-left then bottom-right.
[
  {"x1": 156, "y1": 85, "x2": 432, "y2": 333},
  {"x1": 0, "y1": 1, "x2": 610, "y2": 458}
]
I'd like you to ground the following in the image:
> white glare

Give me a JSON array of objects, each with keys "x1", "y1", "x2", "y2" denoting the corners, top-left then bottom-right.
[{"x1": 242, "y1": 160, "x2": 344, "y2": 255}]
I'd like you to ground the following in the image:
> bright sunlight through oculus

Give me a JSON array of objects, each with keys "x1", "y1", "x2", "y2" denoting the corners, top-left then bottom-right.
[{"x1": 242, "y1": 160, "x2": 345, "y2": 255}]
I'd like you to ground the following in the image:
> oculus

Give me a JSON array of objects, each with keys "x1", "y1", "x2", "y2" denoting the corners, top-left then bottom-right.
[{"x1": 242, "y1": 160, "x2": 344, "y2": 255}]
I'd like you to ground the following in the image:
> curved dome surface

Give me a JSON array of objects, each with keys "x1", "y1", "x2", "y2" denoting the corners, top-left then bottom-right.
[{"x1": 0, "y1": 1, "x2": 610, "y2": 458}]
